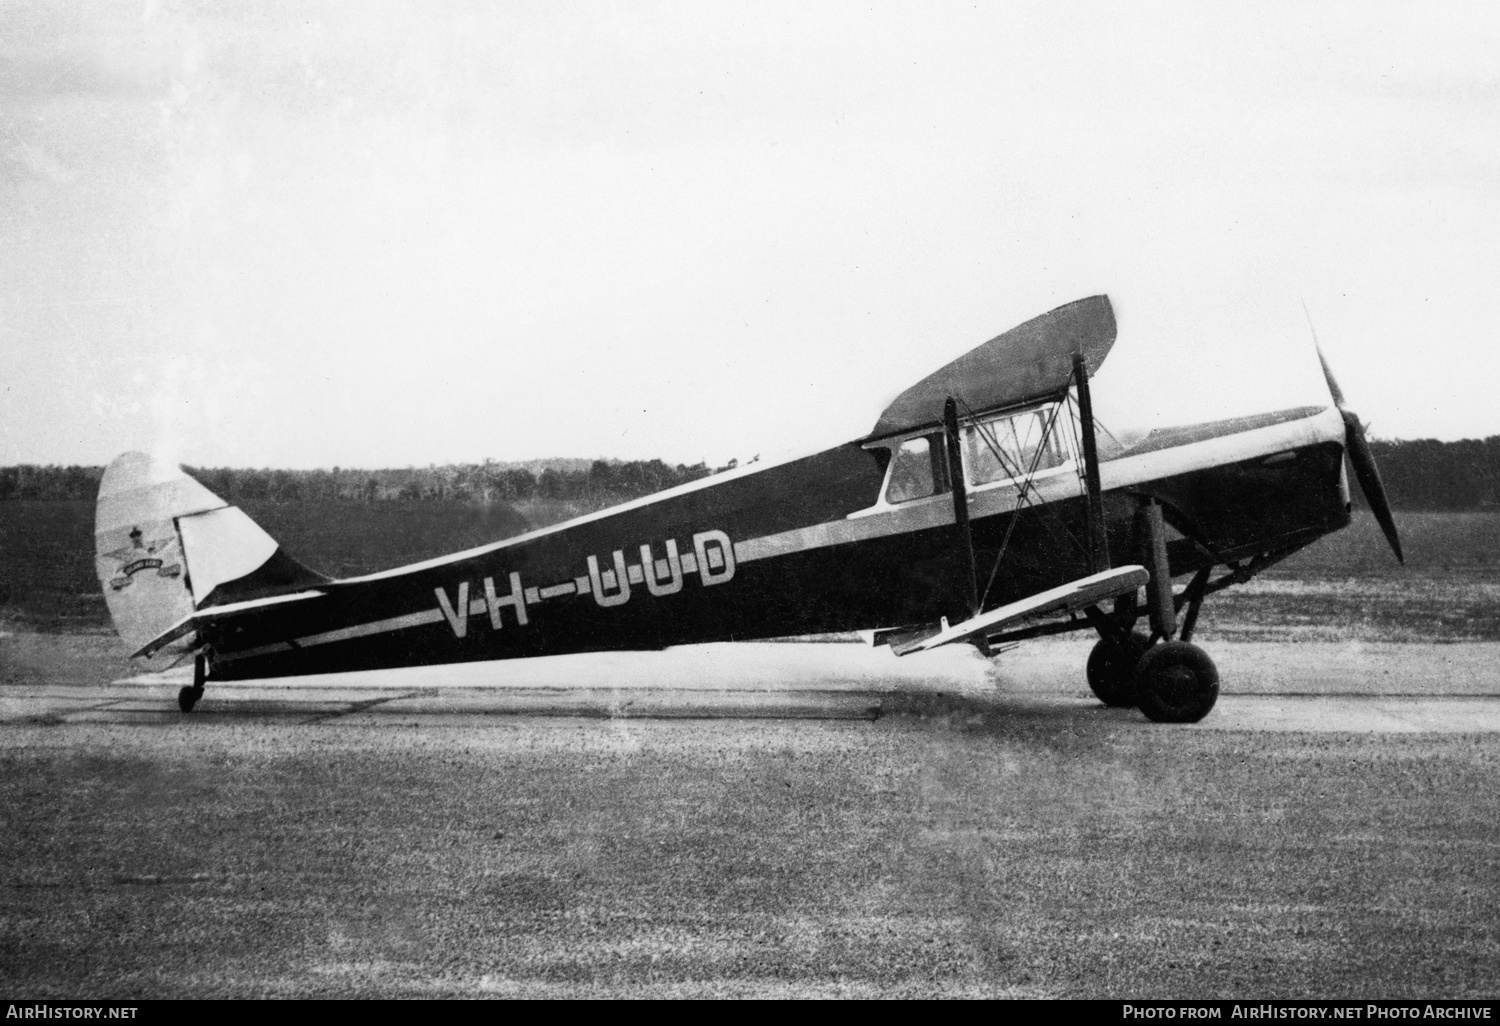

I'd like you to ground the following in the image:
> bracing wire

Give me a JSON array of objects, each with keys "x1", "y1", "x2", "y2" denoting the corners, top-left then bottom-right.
[{"x1": 955, "y1": 394, "x2": 1089, "y2": 609}]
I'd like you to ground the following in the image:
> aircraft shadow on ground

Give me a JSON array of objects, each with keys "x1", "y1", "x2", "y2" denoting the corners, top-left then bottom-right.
[
  {"x1": 878, "y1": 688, "x2": 1138, "y2": 735},
  {"x1": 61, "y1": 679, "x2": 1140, "y2": 734}
]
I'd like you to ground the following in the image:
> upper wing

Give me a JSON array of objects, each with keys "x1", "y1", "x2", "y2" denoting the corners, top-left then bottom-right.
[
  {"x1": 870, "y1": 295, "x2": 1116, "y2": 439},
  {"x1": 891, "y1": 565, "x2": 1148, "y2": 656}
]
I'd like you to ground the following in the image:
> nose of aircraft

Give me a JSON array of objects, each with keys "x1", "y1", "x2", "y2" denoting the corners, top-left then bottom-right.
[{"x1": 1317, "y1": 347, "x2": 1404, "y2": 564}]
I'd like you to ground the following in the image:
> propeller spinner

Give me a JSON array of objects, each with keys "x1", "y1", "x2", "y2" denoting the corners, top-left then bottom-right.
[{"x1": 1316, "y1": 346, "x2": 1404, "y2": 564}]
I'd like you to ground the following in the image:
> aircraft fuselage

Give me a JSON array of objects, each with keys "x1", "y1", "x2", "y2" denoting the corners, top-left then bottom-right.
[{"x1": 204, "y1": 404, "x2": 1351, "y2": 681}]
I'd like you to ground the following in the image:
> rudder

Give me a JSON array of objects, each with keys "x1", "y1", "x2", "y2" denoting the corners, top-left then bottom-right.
[{"x1": 94, "y1": 453, "x2": 326, "y2": 656}]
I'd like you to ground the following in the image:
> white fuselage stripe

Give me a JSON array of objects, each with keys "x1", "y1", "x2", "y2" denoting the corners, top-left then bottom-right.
[
  {"x1": 735, "y1": 406, "x2": 1345, "y2": 566},
  {"x1": 217, "y1": 608, "x2": 444, "y2": 662},
  {"x1": 1099, "y1": 407, "x2": 1343, "y2": 493}
]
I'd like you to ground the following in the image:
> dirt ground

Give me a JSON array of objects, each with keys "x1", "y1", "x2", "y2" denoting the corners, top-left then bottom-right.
[{"x1": 1, "y1": 633, "x2": 1498, "y2": 999}]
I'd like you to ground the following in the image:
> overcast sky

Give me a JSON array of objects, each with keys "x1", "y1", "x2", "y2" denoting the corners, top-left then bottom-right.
[{"x1": 2, "y1": 1, "x2": 1497, "y2": 469}]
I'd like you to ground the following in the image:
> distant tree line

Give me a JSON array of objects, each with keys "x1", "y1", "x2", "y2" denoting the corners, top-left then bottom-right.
[
  {"x1": 0, "y1": 464, "x2": 101, "y2": 502},
  {"x1": 5, "y1": 438, "x2": 1499, "y2": 509},
  {"x1": 0, "y1": 458, "x2": 733, "y2": 504},
  {"x1": 1363, "y1": 439, "x2": 1500, "y2": 511}
]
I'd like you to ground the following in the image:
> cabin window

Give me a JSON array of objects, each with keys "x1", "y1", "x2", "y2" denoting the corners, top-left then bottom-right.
[
  {"x1": 884, "y1": 434, "x2": 949, "y2": 504},
  {"x1": 965, "y1": 407, "x2": 1069, "y2": 486}
]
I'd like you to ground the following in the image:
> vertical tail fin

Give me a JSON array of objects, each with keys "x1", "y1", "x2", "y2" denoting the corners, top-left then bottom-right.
[{"x1": 95, "y1": 453, "x2": 326, "y2": 655}]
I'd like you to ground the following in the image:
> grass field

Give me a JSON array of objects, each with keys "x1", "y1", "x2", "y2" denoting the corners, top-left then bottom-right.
[
  {"x1": 1209, "y1": 512, "x2": 1500, "y2": 642},
  {"x1": 3, "y1": 499, "x2": 1497, "y2": 641},
  {"x1": 0, "y1": 711, "x2": 1495, "y2": 998}
]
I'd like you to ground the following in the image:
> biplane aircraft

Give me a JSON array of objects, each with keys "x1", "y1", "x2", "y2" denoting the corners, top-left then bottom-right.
[{"x1": 95, "y1": 295, "x2": 1403, "y2": 722}]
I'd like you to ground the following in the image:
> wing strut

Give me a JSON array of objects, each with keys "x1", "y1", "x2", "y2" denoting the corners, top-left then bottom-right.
[
  {"x1": 1073, "y1": 352, "x2": 1111, "y2": 574},
  {"x1": 943, "y1": 396, "x2": 980, "y2": 617}
]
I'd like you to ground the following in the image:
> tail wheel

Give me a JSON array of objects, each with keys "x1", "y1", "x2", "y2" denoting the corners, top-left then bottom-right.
[
  {"x1": 177, "y1": 652, "x2": 207, "y2": 713},
  {"x1": 1086, "y1": 630, "x2": 1152, "y2": 708},
  {"x1": 1135, "y1": 641, "x2": 1219, "y2": 723}
]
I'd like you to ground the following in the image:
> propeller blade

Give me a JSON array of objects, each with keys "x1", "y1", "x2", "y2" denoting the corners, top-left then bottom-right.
[
  {"x1": 1316, "y1": 344, "x2": 1347, "y2": 409},
  {"x1": 1312, "y1": 322, "x2": 1404, "y2": 564},
  {"x1": 1340, "y1": 409, "x2": 1404, "y2": 564}
]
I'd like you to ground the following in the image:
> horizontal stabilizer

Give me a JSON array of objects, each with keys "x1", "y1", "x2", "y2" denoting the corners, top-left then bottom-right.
[
  {"x1": 891, "y1": 565, "x2": 1149, "y2": 656},
  {"x1": 131, "y1": 590, "x2": 326, "y2": 659}
]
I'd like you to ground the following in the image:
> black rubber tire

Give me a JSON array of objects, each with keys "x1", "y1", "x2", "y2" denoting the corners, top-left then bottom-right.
[
  {"x1": 177, "y1": 686, "x2": 202, "y2": 713},
  {"x1": 1134, "y1": 641, "x2": 1219, "y2": 723},
  {"x1": 1086, "y1": 630, "x2": 1152, "y2": 708}
]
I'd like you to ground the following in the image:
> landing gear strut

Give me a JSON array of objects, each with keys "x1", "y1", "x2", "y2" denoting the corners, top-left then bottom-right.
[
  {"x1": 1130, "y1": 505, "x2": 1219, "y2": 722},
  {"x1": 177, "y1": 653, "x2": 207, "y2": 713},
  {"x1": 1085, "y1": 500, "x2": 1220, "y2": 722}
]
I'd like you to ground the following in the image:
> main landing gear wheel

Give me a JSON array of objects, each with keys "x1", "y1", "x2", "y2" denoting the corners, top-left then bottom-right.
[
  {"x1": 1086, "y1": 630, "x2": 1152, "y2": 708},
  {"x1": 1134, "y1": 641, "x2": 1219, "y2": 723}
]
